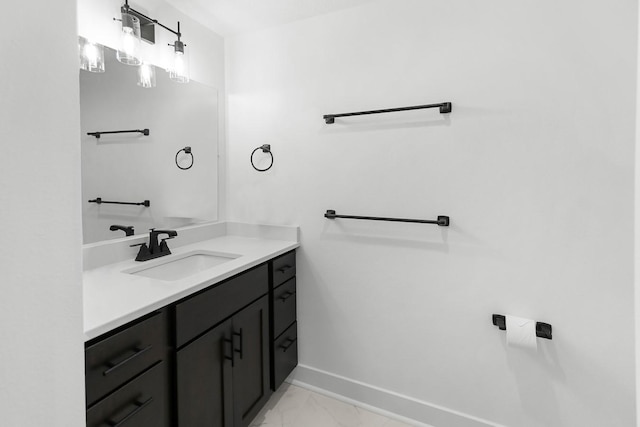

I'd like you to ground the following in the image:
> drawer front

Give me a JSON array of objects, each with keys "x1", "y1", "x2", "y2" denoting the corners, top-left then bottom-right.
[
  {"x1": 273, "y1": 278, "x2": 296, "y2": 338},
  {"x1": 87, "y1": 362, "x2": 167, "y2": 427},
  {"x1": 273, "y1": 322, "x2": 298, "y2": 390},
  {"x1": 272, "y1": 251, "x2": 296, "y2": 288},
  {"x1": 86, "y1": 311, "x2": 166, "y2": 406},
  {"x1": 176, "y1": 264, "x2": 268, "y2": 348}
]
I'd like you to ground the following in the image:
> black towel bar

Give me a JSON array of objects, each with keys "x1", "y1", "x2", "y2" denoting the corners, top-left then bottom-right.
[
  {"x1": 324, "y1": 210, "x2": 449, "y2": 226},
  {"x1": 89, "y1": 198, "x2": 150, "y2": 207},
  {"x1": 87, "y1": 129, "x2": 150, "y2": 139},
  {"x1": 323, "y1": 102, "x2": 452, "y2": 124}
]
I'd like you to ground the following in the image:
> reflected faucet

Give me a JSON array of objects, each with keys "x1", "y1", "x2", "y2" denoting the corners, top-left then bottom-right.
[
  {"x1": 110, "y1": 224, "x2": 135, "y2": 236},
  {"x1": 131, "y1": 229, "x2": 178, "y2": 262}
]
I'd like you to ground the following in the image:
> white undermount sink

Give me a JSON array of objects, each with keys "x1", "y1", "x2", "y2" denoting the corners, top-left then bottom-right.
[{"x1": 124, "y1": 250, "x2": 241, "y2": 281}]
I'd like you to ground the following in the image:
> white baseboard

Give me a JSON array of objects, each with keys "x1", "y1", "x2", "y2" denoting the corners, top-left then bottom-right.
[{"x1": 290, "y1": 364, "x2": 504, "y2": 427}]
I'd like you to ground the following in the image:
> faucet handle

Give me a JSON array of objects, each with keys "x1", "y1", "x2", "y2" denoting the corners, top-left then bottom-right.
[
  {"x1": 131, "y1": 243, "x2": 151, "y2": 262},
  {"x1": 159, "y1": 238, "x2": 172, "y2": 255}
]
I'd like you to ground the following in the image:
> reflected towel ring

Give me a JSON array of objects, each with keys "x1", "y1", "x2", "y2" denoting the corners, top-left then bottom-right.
[
  {"x1": 175, "y1": 146, "x2": 194, "y2": 170},
  {"x1": 251, "y1": 144, "x2": 274, "y2": 172}
]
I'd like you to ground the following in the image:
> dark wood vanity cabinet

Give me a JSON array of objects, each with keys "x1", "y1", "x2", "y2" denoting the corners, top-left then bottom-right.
[
  {"x1": 270, "y1": 250, "x2": 298, "y2": 390},
  {"x1": 85, "y1": 250, "x2": 298, "y2": 427},
  {"x1": 85, "y1": 310, "x2": 170, "y2": 427},
  {"x1": 176, "y1": 264, "x2": 271, "y2": 427}
]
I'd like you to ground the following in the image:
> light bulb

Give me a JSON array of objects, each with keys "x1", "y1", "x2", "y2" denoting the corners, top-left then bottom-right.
[
  {"x1": 116, "y1": 13, "x2": 141, "y2": 65},
  {"x1": 122, "y1": 28, "x2": 136, "y2": 56},
  {"x1": 169, "y1": 41, "x2": 189, "y2": 83}
]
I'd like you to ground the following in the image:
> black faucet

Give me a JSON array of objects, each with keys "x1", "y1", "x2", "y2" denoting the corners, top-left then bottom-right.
[
  {"x1": 131, "y1": 229, "x2": 178, "y2": 262},
  {"x1": 110, "y1": 224, "x2": 135, "y2": 236}
]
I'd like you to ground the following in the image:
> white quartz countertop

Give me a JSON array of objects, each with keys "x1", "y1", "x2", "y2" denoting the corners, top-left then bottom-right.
[{"x1": 83, "y1": 234, "x2": 298, "y2": 341}]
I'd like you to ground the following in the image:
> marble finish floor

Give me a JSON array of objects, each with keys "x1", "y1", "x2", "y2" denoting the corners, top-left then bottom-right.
[{"x1": 249, "y1": 383, "x2": 416, "y2": 427}]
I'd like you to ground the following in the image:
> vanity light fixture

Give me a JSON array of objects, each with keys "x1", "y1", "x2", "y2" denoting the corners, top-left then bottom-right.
[
  {"x1": 115, "y1": 3, "x2": 142, "y2": 65},
  {"x1": 168, "y1": 23, "x2": 189, "y2": 83},
  {"x1": 79, "y1": 37, "x2": 105, "y2": 73},
  {"x1": 120, "y1": 1, "x2": 190, "y2": 83},
  {"x1": 79, "y1": 1, "x2": 190, "y2": 84}
]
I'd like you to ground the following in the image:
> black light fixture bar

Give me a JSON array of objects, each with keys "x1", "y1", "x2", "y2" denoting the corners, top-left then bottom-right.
[
  {"x1": 87, "y1": 129, "x2": 150, "y2": 139},
  {"x1": 125, "y1": 6, "x2": 180, "y2": 38},
  {"x1": 121, "y1": 0, "x2": 182, "y2": 43},
  {"x1": 323, "y1": 102, "x2": 452, "y2": 124},
  {"x1": 324, "y1": 210, "x2": 449, "y2": 226},
  {"x1": 89, "y1": 198, "x2": 150, "y2": 207}
]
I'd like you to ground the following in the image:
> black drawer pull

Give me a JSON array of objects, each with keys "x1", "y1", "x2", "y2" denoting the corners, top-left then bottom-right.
[
  {"x1": 223, "y1": 337, "x2": 235, "y2": 367},
  {"x1": 277, "y1": 265, "x2": 294, "y2": 274},
  {"x1": 278, "y1": 291, "x2": 295, "y2": 302},
  {"x1": 103, "y1": 345, "x2": 152, "y2": 376},
  {"x1": 107, "y1": 397, "x2": 154, "y2": 427},
  {"x1": 233, "y1": 329, "x2": 244, "y2": 359},
  {"x1": 279, "y1": 338, "x2": 296, "y2": 352}
]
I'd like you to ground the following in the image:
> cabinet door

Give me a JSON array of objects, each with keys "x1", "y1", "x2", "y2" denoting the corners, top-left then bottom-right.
[
  {"x1": 232, "y1": 295, "x2": 271, "y2": 427},
  {"x1": 177, "y1": 319, "x2": 233, "y2": 427}
]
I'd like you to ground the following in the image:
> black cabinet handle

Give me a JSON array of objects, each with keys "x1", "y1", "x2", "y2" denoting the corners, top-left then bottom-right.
[
  {"x1": 233, "y1": 329, "x2": 244, "y2": 360},
  {"x1": 278, "y1": 291, "x2": 295, "y2": 302},
  {"x1": 107, "y1": 397, "x2": 154, "y2": 427},
  {"x1": 279, "y1": 338, "x2": 296, "y2": 352},
  {"x1": 103, "y1": 345, "x2": 152, "y2": 376},
  {"x1": 223, "y1": 337, "x2": 234, "y2": 367},
  {"x1": 277, "y1": 265, "x2": 294, "y2": 274}
]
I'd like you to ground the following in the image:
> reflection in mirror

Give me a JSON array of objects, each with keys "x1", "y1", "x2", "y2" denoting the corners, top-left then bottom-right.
[{"x1": 80, "y1": 45, "x2": 218, "y2": 244}]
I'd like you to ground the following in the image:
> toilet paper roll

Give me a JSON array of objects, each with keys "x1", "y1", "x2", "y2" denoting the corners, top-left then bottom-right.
[{"x1": 506, "y1": 315, "x2": 538, "y2": 351}]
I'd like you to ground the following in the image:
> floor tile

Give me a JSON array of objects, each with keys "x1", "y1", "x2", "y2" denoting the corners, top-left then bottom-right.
[{"x1": 250, "y1": 383, "x2": 416, "y2": 427}]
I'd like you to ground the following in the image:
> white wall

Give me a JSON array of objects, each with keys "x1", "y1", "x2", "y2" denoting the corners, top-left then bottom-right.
[
  {"x1": 636, "y1": 2, "x2": 640, "y2": 424},
  {"x1": 226, "y1": 1, "x2": 638, "y2": 426},
  {"x1": 0, "y1": 1, "x2": 85, "y2": 426}
]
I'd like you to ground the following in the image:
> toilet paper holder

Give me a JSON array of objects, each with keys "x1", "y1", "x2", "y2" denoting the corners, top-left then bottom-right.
[{"x1": 492, "y1": 314, "x2": 552, "y2": 340}]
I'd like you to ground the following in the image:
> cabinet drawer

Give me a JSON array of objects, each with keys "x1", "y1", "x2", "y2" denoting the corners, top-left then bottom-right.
[
  {"x1": 87, "y1": 362, "x2": 167, "y2": 427},
  {"x1": 85, "y1": 311, "x2": 166, "y2": 406},
  {"x1": 273, "y1": 322, "x2": 298, "y2": 390},
  {"x1": 272, "y1": 251, "x2": 296, "y2": 288},
  {"x1": 273, "y1": 278, "x2": 296, "y2": 338},
  {"x1": 176, "y1": 264, "x2": 268, "y2": 348}
]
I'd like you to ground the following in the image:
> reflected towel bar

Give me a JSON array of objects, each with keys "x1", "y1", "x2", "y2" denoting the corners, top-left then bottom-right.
[
  {"x1": 323, "y1": 102, "x2": 452, "y2": 124},
  {"x1": 87, "y1": 129, "x2": 150, "y2": 139},
  {"x1": 89, "y1": 198, "x2": 150, "y2": 207},
  {"x1": 324, "y1": 210, "x2": 449, "y2": 226}
]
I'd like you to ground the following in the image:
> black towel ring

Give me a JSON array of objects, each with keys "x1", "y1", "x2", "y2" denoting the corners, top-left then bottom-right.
[
  {"x1": 251, "y1": 144, "x2": 274, "y2": 172},
  {"x1": 175, "y1": 146, "x2": 194, "y2": 170}
]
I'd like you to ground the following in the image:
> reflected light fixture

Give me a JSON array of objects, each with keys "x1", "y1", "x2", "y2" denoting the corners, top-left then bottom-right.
[
  {"x1": 137, "y1": 62, "x2": 156, "y2": 88},
  {"x1": 79, "y1": 37, "x2": 105, "y2": 73}
]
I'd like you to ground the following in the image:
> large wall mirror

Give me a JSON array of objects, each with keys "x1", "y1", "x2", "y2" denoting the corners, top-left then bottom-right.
[{"x1": 80, "y1": 45, "x2": 218, "y2": 244}]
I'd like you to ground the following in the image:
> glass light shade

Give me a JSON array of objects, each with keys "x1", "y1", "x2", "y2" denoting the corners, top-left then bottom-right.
[
  {"x1": 79, "y1": 37, "x2": 105, "y2": 73},
  {"x1": 116, "y1": 13, "x2": 142, "y2": 65},
  {"x1": 137, "y1": 63, "x2": 156, "y2": 88},
  {"x1": 169, "y1": 43, "x2": 190, "y2": 83}
]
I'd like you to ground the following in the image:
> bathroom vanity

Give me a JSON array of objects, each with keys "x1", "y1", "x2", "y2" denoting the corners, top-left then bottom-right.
[{"x1": 82, "y1": 224, "x2": 298, "y2": 427}]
